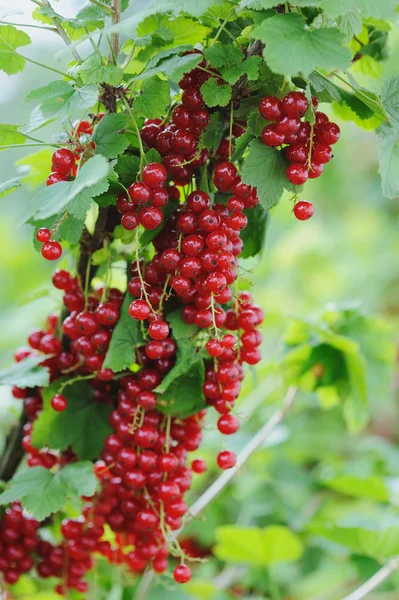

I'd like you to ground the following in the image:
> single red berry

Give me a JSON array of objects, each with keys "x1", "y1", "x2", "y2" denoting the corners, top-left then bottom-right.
[
  {"x1": 293, "y1": 201, "x2": 314, "y2": 220},
  {"x1": 142, "y1": 162, "x2": 167, "y2": 188},
  {"x1": 315, "y1": 111, "x2": 329, "y2": 127},
  {"x1": 129, "y1": 299, "x2": 151, "y2": 320},
  {"x1": 171, "y1": 129, "x2": 197, "y2": 156},
  {"x1": 41, "y1": 241, "x2": 62, "y2": 261},
  {"x1": 261, "y1": 124, "x2": 285, "y2": 147},
  {"x1": 52, "y1": 148, "x2": 76, "y2": 175},
  {"x1": 286, "y1": 163, "x2": 309, "y2": 185},
  {"x1": 36, "y1": 227, "x2": 51, "y2": 243},
  {"x1": 282, "y1": 91, "x2": 309, "y2": 118},
  {"x1": 140, "y1": 123, "x2": 161, "y2": 147},
  {"x1": 139, "y1": 206, "x2": 164, "y2": 230},
  {"x1": 173, "y1": 564, "x2": 192, "y2": 584},
  {"x1": 128, "y1": 181, "x2": 152, "y2": 204},
  {"x1": 213, "y1": 161, "x2": 238, "y2": 192},
  {"x1": 259, "y1": 96, "x2": 282, "y2": 121},
  {"x1": 217, "y1": 450, "x2": 236, "y2": 469},
  {"x1": 121, "y1": 212, "x2": 139, "y2": 230},
  {"x1": 148, "y1": 319, "x2": 169, "y2": 340},
  {"x1": 206, "y1": 338, "x2": 224, "y2": 357},
  {"x1": 186, "y1": 190, "x2": 210, "y2": 213},
  {"x1": 217, "y1": 413, "x2": 240, "y2": 435},
  {"x1": 51, "y1": 394, "x2": 68, "y2": 412},
  {"x1": 312, "y1": 142, "x2": 333, "y2": 164},
  {"x1": 182, "y1": 86, "x2": 203, "y2": 110},
  {"x1": 46, "y1": 172, "x2": 67, "y2": 186},
  {"x1": 275, "y1": 115, "x2": 301, "y2": 135},
  {"x1": 285, "y1": 143, "x2": 309, "y2": 164},
  {"x1": 316, "y1": 122, "x2": 340, "y2": 145},
  {"x1": 308, "y1": 162, "x2": 324, "y2": 179},
  {"x1": 152, "y1": 187, "x2": 169, "y2": 207},
  {"x1": 172, "y1": 104, "x2": 192, "y2": 128},
  {"x1": 192, "y1": 458, "x2": 207, "y2": 474}
]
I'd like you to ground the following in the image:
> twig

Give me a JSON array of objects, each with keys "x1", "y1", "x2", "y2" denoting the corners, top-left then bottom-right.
[
  {"x1": 41, "y1": 0, "x2": 81, "y2": 61},
  {"x1": 88, "y1": 0, "x2": 115, "y2": 15},
  {"x1": 0, "y1": 412, "x2": 28, "y2": 482},
  {"x1": 340, "y1": 556, "x2": 399, "y2": 600},
  {"x1": 135, "y1": 386, "x2": 298, "y2": 600},
  {"x1": 110, "y1": 0, "x2": 121, "y2": 62}
]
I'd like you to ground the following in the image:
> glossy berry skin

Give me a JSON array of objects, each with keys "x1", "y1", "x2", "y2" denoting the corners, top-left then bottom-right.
[
  {"x1": 36, "y1": 227, "x2": 51, "y2": 243},
  {"x1": 182, "y1": 86, "x2": 203, "y2": 110},
  {"x1": 121, "y1": 212, "x2": 139, "y2": 231},
  {"x1": 213, "y1": 161, "x2": 238, "y2": 192},
  {"x1": 316, "y1": 122, "x2": 340, "y2": 145},
  {"x1": 148, "y1": 319, "x2": 169, "y2": 340},
  {"x1": 217, "y1": 414, "x2": 240, "y2": 435},
  {"x1": 51, "y1": 394, "x2": 68, "y2": 412},
  {"x1": 192, "y1": 458, "x2": 207, "y2": 473},
  {"x1": 217, "y1": 450, "x2": 236, "y2": 470},
  {"x1": 312, "y1": 143, "x2": 333, "y2": 164},
  {"x1": 282, "y1": 91, "x2": 309, "y2": 118},
  {"x1": 129, "y1": 300, "x2": 151, "y2": 320},
  {"x1": 286, "y1": 163, "x2": 309, "y2": 186},
  {"x1": 173, "y1": 565, "x2": 192, "y2": 584},
  {"x1": 293, "y1": 201, "x2": 314, "y2": 221},
  {"x1": 142, "y1": 163, "x2": 167, "y2": 188},
  {"x1": 261, "y1": 125, "x2": 285, "y2": 147},
  {"x1": 128, "y1": 181, "x2": 152, "y2": 204},
  {"x1": 41, "y1": 241, "x2": 62, "y2": 261},
  {"x1": 52, "y1": 148, "x2": 76, "y2": 175},
  {"x1": 139, "y1": 207, "x2": 164, "y2": 230},
  {"x1": 259, "y1": 96, "x2": 282, "y2": 121},
  {"x1": 285, "y1": 144, "x2": 308, "y2": 164},
  {"x1": 46, "y1": 172, "x2": 67, "y2": 186}
]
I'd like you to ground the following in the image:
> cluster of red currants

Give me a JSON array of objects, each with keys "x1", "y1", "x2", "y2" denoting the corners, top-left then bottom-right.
[
  {"x1": 259, "y1": 91, "x2": 340, "y2": 186},
  {"x1": 0, "y1": 503, "x2": 39, "y2": 585}
]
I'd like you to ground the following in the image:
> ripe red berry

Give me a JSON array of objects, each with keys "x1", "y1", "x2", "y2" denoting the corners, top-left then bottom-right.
[
  {"x1": 192, "y1": 458, "x2": 207, "y2": 473},
  {"x1": 213, "y1": 161, "x2": 238, "y2": 192},
  {"x1": 129, "y1": 300, "x2": 151, "y2": 320},
  {"x1": 128, "y1": 181, "x2": 152, "y2": 204},
  {"x1": 50, "y1": 394, "x2": 68, "y2": 412},
  {"x1": 46, "y1": 172, "x2": 67, "y2": 186},
  {"x1": 286, "y1": 163, "x2": 309, "y2": 185},
  {"x1": 142, "y1": 162, "x2": 167, "y2": 188},
  {"x1": 282, "y1": 91, "x2": 309, "y2": 118},
  {"x1": 52, "y1": 148, "x2": 76, "y2": 175},
  {"x1": 36, "y1": 227, "x2": 51, "y2": 243},
  {"x1": 312, "y1": 142, "x2": 333, "y2": 164},
  {"x1": 41, "y1": 241, "x2": 62, "y2": 261},
  {"x1": 173, "y1": 564, "x2": 192, "y2": 584},
  {"x1": 139, "y1": 206, "x2": 164, "y2": 230},
  {"x1": 121, "y1": 212, "x2": 139, "y2": 230},
  {"x1": 217, "y1": 450, "x2": 236, "y2": 470},
  {"x1": 261, "y1": 124, "x2": 285, "y2": 147},
  {"x1": 148, "y1": 319, "x2": 169, "y2": 340},
  {"x1": 206, "y1": 338, "x2": 224, "y2": 357},
  {"x1": 217, "y1": 413, "x2": 240, "y2": 435},
  {"x1": 293, "y1": 201, "x2": 314, "y2": 220},
  {"x1": 259, "y1": 96, "x2": 282, "y2": 121},
  {"x1": 316, "y1": 122, "x2": 340, "y2": 145}
]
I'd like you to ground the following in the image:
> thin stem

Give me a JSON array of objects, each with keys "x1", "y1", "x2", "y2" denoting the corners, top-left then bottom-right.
[
  {"x1": 229, "y1": 100, "x2": 234, "y2": 161},
  {"x1": 121, "y1": 41, "x2": 135, "y2": 71},
  {"x1": 107, "y1": 35, "x2": 117, "y2": 65},
  {"x1": 88, "y1": 0, "x2": 115, "y2": 15},
  {"x1": 0, "y1": 21, "x2": 56, "y2": 31},
  {"x1": 84, "y1": 255, "x2": 92, "y2": 310},
  {"x1": 211, "y1": 8, "x2": 236, "y2": 46},
  {"x1": 22, "y1": 54, "x2": 75, "y2": 80},
  {"x1": 110, "y1": 0, "x2": 121, "y2": 62},
  {"x1": 135, "y1": 228, "x2": 156, "y2": 314},
  {"x1": 58, "y1": 373, "x2": 96, "y2": 394},
  {"x1": 0, "y1": 143, "x2": 59, "y2": 149},
  {"x1": 340, "y1": 556, "x2": 399, "y2": 600},
  {"x1": 22, "y1": 133, "x2": 48, "y2": 143},
  {"x1": 40, "y1": 0, "x2": 81, "y2": 61},
  {"x1": 126, "y1": 104, "x2": 146, "y2": 174}
]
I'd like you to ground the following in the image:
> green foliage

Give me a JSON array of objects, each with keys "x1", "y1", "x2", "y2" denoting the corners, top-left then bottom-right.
[
  {"x1": 200, "y1": 78, "x2": 232, "y2": 107},
  {"x1": 0, "y1": 25, "x2": 31, "y2": 75},
  {"x1": 201, "y1": 112, "x2": 225, "y2": 152},
  {"x1": 214, "y1": 525, "x2": 304, "y2": 565},
  {"x1": 0, "y1": 463, "x2": 97, "y2": 521},
  {"x1": 77, "y1": 53, "x2": 123, "y2": 85},
  {"x1": 241, "y1": 140, "x2": 294, "y2": 210},
  {"x1": 103, "y1": 293, "x2": 145, "y2": 372},
  {"x1": 156, "y1": 358, "x2": 206, "y2": 417},
  {"x1": 0, "y1": 123, "x2": 26, "y2": 148},
  {"x1": 378, "y1": 123, "x2": 399, "y2": 199},
  {"x1": 92, "y1": 113, "x2": 130, "y2": 158},
  {"x1": 381, "y1": 75, "x2": 399, "y2": 130},
  {"x1": 0, "y1": 176, "x2": 22, "y2": 198},
  {"x1": 0, "y1": 354, "x2": 50, "y2": 388},
  {"x1": 32, "y1": 380, "x2": 112, "y2": 460},
  {"x1": 134, "y1": 76, "x2": 171, "y2": 118},
  {"x1": 254, "y1": 14, "x2": 351, "y2": 77},
  {"x1": 240, "y1": 205, "x2": 269, "y2": 259}
]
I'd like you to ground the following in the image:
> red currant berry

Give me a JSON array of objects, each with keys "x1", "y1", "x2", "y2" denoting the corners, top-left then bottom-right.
[
  {"x1": 206, "y1": 338, "x2": 224, "y2": 357},
  {"x1": 41, "y1": 241, "x2": 62, "y2": 261},
  {"x1": 217, "y1": 413, "x2": 239, "y2": 435},
  {"x1": 259, "y1": 95, "x2": 282, "y2": 121},
  {"x1": 128, "y1": 181, "x2": 152, "y2": 204},
  {"x1": 192, "y1": 458, "x2": 207, "y2": 474},
  {"x1": 148, "y1": 319, "x2": 169, "y2": 340},
  {"x1": 139, "y1": 206, "x2": 164, "y2": 230},
  {"x1": 46, "y1": 172, "x2": 67, "y2": 186},
  {"x1": 286, "y1": 163, "x2": 308, "y2": 185},
  {"x1": 214, "y1": 161, "x2": 238, "y2": 192},
  {"x1": 312, "y1": 142, "x2": 333, "y2": 164},
  {"x1": 217, "y1": 450, "x2": 236, "y2": 469},
  {"x1": 282, "y1": 91, "x2": 309, "y2": 118},
  {"x1": 182, "y1": 86, "x2": 204, "y2": 110},
  {"x1": 50, "y1": 394, "x2": 68, "y2": 412},
  {"x1": 261, "y1": 124, "x2": 285, "y2": 147},
  {"x1": 173, "y1": 564, "x2": 192, "y2": 584},
  {"x1": 285, "y1": 143, "x2": 309, "y2": 164},
  {"x1": 121, "y1": 212, "x2": 139, "y2": 230},
  {"x1": 142, "y1": 162, "x2": 167, "y2": 188},
  {"x1": 129, "y1": 300, "x2": 151, "y2": 320},
  {"x1": 293, "y1": 200, "x2": 314, "y2": 220},
  {"x1": 52, "y1": 148, "x2": 76, "y2": 175},
  {"x1": 36, "y1": 227, "x2": 51, "y2": 243},
  {"x1": 316, "y1": 122, "x2": 340, "y2": 145}
]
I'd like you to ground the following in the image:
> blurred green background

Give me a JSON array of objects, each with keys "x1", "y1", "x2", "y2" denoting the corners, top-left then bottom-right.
[{"x1": 1, "y1": 2, "x2": 399, "y2": 598}]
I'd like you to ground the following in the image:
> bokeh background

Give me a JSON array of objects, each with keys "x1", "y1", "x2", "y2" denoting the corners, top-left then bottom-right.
[{"x1": 0, "y1": 2, "x2": 399, "y2": 598}]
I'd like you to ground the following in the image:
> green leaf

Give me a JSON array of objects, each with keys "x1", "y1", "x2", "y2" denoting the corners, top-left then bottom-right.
[
  {"x1": 378, "y1": 123, "x2": 399, "y2": 199},
  {"x1": 115, "y1": 155, "x2": 140, "y2": 187},
  {"x1": 134, "y1": 76, "x2": 171, "y2": 119},
  {"x1": 381, "y1": 76, "x2": 399, "y2": 130},
  {"x1": 0, "y1": 25, "x2": 31, "y2": 75},
  {"x1": 16, "y1": 149, "x2": 53, "y2": 188},
  {"x1": 157, "y1": 339, "x2": 201, "y2": 393},
  {"x1": 0, "y1": 123, "x2": 26, "y2": 147},
  {"x1": 156, "y1": 358, "x2": 206, "y2": 418},
  {"x1": 167, "y1": 310, "x2": 199, "y2": 340},
  {"x1": 204, "y1": 43, "x2": 243, "y2": 69},
  {"x1": 241, "y1": 140, "x2": 293, "y2": 211},
  {"x1": 77, "y1": 52, "x2": 123, "y2": 85},
  {"x1": 92, "y1": 247, "x2": 111, "y2": 265},
  {"x1": 322, "y1": 474, "x2": 389, "y2": 502},
  {"x1": 253, "y1": 14, "x2": 351, "y2": 77},
  {"x1": 320, "y1": 0, "x2": 398, "y2": 20},
  {"x1": 201, "y1": 112, "x2": 225, "y2": 153},
  {"x1": 0, "y1": 354, "x2": 50, "y2": 388},
  {"x1": 58, "y1": 214, "x2": 85, "y2": 244},
  {"x1": 137, "y1": 52, "x2": 202, "y2": 82},
  {"x1": 103, "y1": 293, "x2": 145, "y2": 372},
  {"x1": 309, "y1": 71, "x2": 342, "y2": 103},
  {"x1": 214, "y1": 525, "x2": 304, "y2": 566},
  {"x1": 222, "y1": 56, "x2": 261, "y2": 85},
  {"x1": 31, "y1": 380, "x2": 112, "y2": 460},
  {"x1": 93, "y1": 113, "x2": 129, "y2": 159},
  {"x1": 26, "y1": 81, "x2": 98, "y2": 132},
  {"x1": 200, "y1": 78, "x2": 232, "y2": 108},
  {"x1": 69, "y1": 155, "x2": 111, "y2": 201},
  {"x1": 0, "y1": 176, "x2": 22, "y2": 198},
  {"x1": 147, "y1": 0, "x2": 226, "y2": 18},
  {"x1": 0, "y1": 462, "x2": 96, "y2": 521},
  {"x1": 240, "y1": 205, "x2": 269, "y2": 259},
  {"x1": 310, "y1": 521, "x2": 399, "y2": 559}
]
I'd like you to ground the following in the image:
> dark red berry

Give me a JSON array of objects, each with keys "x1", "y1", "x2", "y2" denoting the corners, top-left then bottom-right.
[{"x1": 293, "y1": 201, "x2": 314, "y2": 220}]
